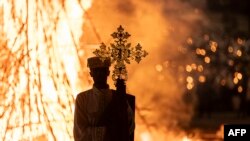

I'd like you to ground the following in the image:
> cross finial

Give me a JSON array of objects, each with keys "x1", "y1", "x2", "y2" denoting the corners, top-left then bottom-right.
[{"x1": 93, "y1": 25, "x2": 148, "y2": 82}]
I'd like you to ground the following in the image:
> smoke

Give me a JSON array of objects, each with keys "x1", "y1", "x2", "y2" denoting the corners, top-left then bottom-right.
[{"x1": 80, "y1": 0, "x2": 207, "y2": 140}]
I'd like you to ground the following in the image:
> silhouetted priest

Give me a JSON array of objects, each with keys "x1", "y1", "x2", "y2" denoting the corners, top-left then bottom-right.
[{"x1": 73, "y1": 57, "x2": 135, "y2": 141}]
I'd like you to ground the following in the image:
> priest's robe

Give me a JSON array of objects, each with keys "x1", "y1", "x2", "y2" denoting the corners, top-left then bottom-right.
[{"x1": 73, "y1": 87, "x2": 135, "y2": 141}]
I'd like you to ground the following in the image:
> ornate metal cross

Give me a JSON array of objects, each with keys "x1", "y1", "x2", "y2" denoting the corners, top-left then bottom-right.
[{"x1": 93, "y1": 25, "x2": 148, "y2": 82}]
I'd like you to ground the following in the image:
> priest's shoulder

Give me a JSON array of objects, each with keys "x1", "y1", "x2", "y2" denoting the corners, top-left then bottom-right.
[{"x1": 75, "y1": 89, "x2": 92, "y2": 99}]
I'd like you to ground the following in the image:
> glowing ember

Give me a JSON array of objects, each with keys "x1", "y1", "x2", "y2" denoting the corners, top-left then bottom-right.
[
  {"x1": 186, "y1": 65, "x2": 192, "y2": 72},
  {"x1": 198, "y1": 75, "x2": 206, "y2": 83},
  {"x1": 204, "y1": 56, "x2": 210, "y2": 64}
]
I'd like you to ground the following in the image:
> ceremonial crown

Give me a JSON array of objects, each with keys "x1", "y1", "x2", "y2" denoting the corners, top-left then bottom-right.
[{"x1": 87, "y1": 57, "x2": 111, "y2": 68}]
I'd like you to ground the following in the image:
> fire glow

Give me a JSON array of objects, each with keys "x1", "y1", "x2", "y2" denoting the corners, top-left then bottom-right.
[{"x1": 1, "y1": 0, "x2": 227, "y2": 141}]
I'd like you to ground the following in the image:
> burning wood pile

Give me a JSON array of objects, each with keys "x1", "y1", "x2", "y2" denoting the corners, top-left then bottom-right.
[{"x1": 0, "y1": 0, "x2": 92, "y2": 140}]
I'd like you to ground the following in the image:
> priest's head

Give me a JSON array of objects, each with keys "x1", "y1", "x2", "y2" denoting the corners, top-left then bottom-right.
[{"x1": 87, "y1": 57, "x2": 111, "y2": 88}]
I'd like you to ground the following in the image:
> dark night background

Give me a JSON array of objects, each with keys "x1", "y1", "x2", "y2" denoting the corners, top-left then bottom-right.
[{"x1": 178, "y1": 0, "x2": 250, "y2": 138}]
